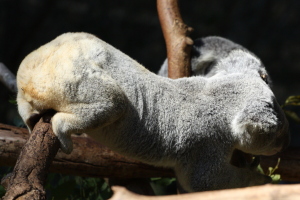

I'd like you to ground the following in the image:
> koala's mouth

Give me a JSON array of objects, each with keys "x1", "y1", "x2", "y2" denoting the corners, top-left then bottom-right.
[{"x1": 230, "y1": 149, "x2": 260, "y2": 169}]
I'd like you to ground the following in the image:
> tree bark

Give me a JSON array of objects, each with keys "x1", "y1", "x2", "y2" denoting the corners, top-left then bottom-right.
[
  {"x1": 1, "y1": 123, "x2": 300, "y2": 181},
  {"x1": 0, "y1": 123, "x2": 174, "y2": 178},
  {"x1": 157, "y1": 0, "x2": 193, "y2": 79},
  {"x1": 1, "y1": 113, "x2": 60, "y2": 200},
  {"x1": 110, "y1": 184, "x2": 300, "y2": 200}
]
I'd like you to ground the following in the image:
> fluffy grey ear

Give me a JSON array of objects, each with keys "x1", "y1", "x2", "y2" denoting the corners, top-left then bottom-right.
[
  {"x1": 190, "y1": 40, "x2": 217, "y2": 77},
  {"x1": 190, "y1": 37, "x2": 245, "y2": 77}
]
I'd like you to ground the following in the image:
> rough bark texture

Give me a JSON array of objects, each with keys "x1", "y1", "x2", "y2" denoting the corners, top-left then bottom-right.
[
  {"x1": 110, "y1": 184, "x2": 300, "y2": 200},
  {"x1": 1, "y1": 114, "x2": 60, "y2": 200},
  {"x1": 157, "y1": 0, "x2": 193, "y2": 79},
  {"x1": 0, "y1": 123, "x2": 174, "y2": 178}
]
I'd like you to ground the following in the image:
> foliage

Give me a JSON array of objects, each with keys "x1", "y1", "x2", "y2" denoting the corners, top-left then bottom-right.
[
  {"x1": 257, "y1": 158, "x2": 281, "y2": 184},
  {"x1": 0, "y1": 166, "x2": 177, "y2": 199},
  {"x1": 45, "y1": 174, "x2": 112, "y2": 200},
  {"x1": 150, "y1": 178, "x2": 177, "y2": 195},
  {"x1": 282, "y1": 95, "x2": 300, "y2": 124},
  {"x1": 268, "y1": 158, "x2": 281, "y2": 184}
]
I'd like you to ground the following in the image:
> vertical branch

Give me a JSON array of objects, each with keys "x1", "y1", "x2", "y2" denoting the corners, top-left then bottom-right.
[
  {"x1": 157, "y1": 0, "x2": 194, "y2": 79},
  {"x1": 2, "y1": 113, "x2": 60, "y2": 200}
]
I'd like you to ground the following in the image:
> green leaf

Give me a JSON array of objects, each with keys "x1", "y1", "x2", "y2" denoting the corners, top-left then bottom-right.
[
  {"x1": 284, "y1": 110, "x2": 300, "y2": 124},
  {"x1": 283, "y1": 95, "x2": 300, "y2": 107},
  {"x1": 270, "y1": 174, "x2": 281, "y2": 184},
  {"x1": 8, "y1": 99, "x2": 17, "y2": 104},
  {"x1": 268, "y1": 158, "x2": 280, "y2": 176}
]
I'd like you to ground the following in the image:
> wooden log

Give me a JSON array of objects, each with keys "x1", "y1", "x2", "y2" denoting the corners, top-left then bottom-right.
[
  {"x1": 110, "y1": 184, "x2": 300, "y2": 200},
  {"x1": 1, "y1": 122, "x2": 300, "y2": 181},
  {"x1": 0, "y1": 123, "x2": 174, "y2": 178},
  {"x1": 1, "y1": 123, "x2": 299, "y2": 180}
]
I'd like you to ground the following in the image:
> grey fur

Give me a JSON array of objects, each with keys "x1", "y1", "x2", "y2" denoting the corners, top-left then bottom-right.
[
  {"x1": 159, "y1": 36, "x2": 269, "y2": 84},
  {"x1": 17, "y1": 33, "x2": 289, "y2": 192}
]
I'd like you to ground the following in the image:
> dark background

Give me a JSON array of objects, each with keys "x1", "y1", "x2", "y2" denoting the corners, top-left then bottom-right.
[{"x1": 0, "y1": 0, "x2": 300, "y2": 138}]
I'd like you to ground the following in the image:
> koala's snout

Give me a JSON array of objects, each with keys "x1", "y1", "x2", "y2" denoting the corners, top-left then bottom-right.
[{"x1": 233, "y1": 96, "x2": 289, "y2": 156}]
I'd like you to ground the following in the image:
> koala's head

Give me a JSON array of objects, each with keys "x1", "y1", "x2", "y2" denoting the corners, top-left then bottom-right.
[
  {"x1": 207, "y1": 49, "x2": 289, "y2": 157},
  {"x1": 159, "y1": 35, "x2": 289, "y2": 161}
]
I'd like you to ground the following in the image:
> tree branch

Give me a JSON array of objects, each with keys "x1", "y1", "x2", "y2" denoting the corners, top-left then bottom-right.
[
  {"x1": 0, "y1": 123, "x2": 174, "y2": 178},
  {"x1": 0, "y1": 63, "x2": 17, "y2": 93},
  {"x1": 1, "y1": 122, "x2": 300, "y2": 182},
  {"x1": 1, "y1": 113, "x2": 59, "y2": 200},
  {"x1": 110, "y1": 184, "x2": 300, "y2": 200},
  {"x1": 157, "y1": 0, "x2": 194, "y2": 79}
]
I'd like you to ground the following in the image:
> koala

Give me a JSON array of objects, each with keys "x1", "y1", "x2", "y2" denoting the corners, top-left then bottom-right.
[{"x1": 17, "y1": 32, "x2": 289, "y2": 192}]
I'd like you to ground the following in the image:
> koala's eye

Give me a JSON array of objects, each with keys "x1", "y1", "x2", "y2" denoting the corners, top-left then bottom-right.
[{"x1": 260, "y1": 74, "x2": 268, "y2": 84}]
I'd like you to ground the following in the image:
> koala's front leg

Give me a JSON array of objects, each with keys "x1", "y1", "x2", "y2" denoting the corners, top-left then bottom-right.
[
  {"x1": 51, "y1": 93, "x2": 128, "y2": 154},
  {"x1": 52, "y1": 112, "x2": 87, "y2": 154}
]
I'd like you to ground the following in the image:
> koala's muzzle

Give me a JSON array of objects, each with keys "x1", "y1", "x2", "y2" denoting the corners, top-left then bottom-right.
[{"x1": 233, "y1": 96, "x2": 290, "y2": 157}]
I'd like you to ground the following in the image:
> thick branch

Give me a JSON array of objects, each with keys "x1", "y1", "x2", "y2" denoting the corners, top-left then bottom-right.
[
  {"x1": 1, "y1": 123, "x2": 300, "y2": 181},
  {"x1": 110, "y1": 184, "x2": 300, "y2": 200},
  {"x1": 0, "y1": 123, "x2": 174, "y2": 178},
  {"x1": 157, "y1": 0, "x2": 193, "y2": 79},
  {"x1": 0, "y1": 63, "x2": 17, "y2": 93},
  {"x1": 2, "y1": 114, "x2": 59, "y2": 200}
]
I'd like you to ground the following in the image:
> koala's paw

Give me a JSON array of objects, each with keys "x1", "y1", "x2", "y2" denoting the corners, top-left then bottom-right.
[
  {"x1": 57, "y1": 133, "x2": 73, "y2": 154},
  {"x1": 52, "y1": 114, "x2": 74, "y2": 154}
]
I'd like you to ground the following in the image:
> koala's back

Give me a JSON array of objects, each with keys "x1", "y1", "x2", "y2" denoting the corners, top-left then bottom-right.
[{"x1": 16, "y1": 33, "x2": 195, "y2": 161}]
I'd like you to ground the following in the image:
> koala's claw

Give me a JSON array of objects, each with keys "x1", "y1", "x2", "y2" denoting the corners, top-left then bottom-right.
[{"x1": 57, "y1": 134, "x2": 73, "y2": 154}]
